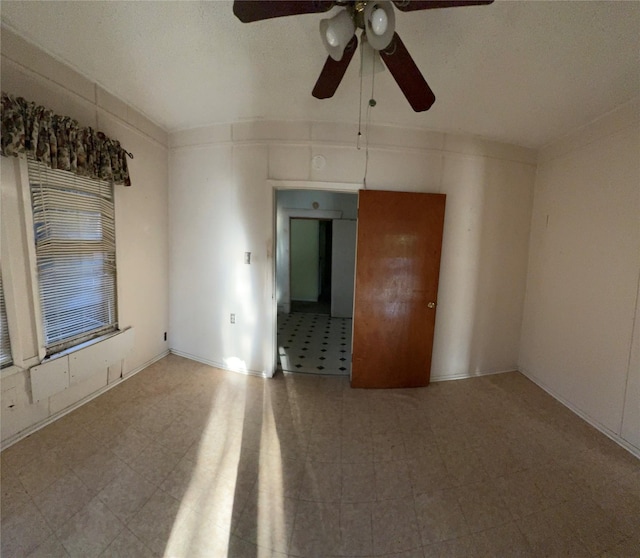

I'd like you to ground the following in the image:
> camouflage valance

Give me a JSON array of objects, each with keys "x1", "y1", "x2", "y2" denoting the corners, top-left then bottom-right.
[{"x1": 1, "y1": 92, "x2": 132, "y2": 186}]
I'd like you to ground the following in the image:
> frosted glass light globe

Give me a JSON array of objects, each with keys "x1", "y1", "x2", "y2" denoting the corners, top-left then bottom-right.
[
  {"x1": 326, "y1": 27, "x2": 340, "y2": 47},
  {"x1": 371, "y1": 8, "x2": 388, "y2": 36}
]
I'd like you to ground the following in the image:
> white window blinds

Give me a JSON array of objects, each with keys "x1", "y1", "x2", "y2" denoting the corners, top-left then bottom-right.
[
  {"x1": 0, "y1": 275, "x2": 12, "y2": 368},
  {"x1": 28, "y1": 158, "x2": 117, "y2": 355}
]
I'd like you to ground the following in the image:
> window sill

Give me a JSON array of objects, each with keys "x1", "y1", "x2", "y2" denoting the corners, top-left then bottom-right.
[{"x1": 41, "y1": 328, "x2": 126, "y2": 364}]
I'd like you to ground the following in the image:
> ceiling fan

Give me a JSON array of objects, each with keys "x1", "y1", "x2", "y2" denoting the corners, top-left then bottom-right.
[{"x1": 233, "y1": 0, "x2": 493, "y2": 112}]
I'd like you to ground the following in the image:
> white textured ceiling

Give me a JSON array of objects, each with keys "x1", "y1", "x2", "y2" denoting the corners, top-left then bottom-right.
[{"x1": 2, "y1": 1, "x2": 639, "y2": 148}]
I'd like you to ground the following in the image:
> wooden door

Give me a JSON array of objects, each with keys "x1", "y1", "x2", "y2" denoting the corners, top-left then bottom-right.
[{"x1": 351, "y1": 190, "x2": 446, "y2": 388}]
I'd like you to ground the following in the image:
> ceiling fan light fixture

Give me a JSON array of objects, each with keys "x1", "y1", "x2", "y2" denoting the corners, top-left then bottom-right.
[
  {"x1": 320, "y1": 9, "x2": 356, "y2": 61},
  {"x1": 371, "y1": 8, "x2": 388, "y2": 35},
  {"x1": 364, "y1": 1, "x2": 395, "y2": 51},
  {"x1": 326, "y1": 27, "x2": 340, "y2": 47}
]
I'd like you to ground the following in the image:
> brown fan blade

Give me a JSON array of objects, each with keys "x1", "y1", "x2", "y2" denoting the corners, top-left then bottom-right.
[
  {"x1": 393, "y1": 0, "x2": 493, "y2": 11},
  {"x1": 233, "y1": 0, "x2": 334, "y2": 23},
  {"x1": 312, "y1": 35, "x2": 358, "y2": 99},
  {"x1": 379, "y1": 33, "x2": 435, "y2": 112}
]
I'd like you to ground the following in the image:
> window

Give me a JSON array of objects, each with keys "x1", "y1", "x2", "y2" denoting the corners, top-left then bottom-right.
[
  {"x1": 28, "y1": 158, "x2": 117, "y2": 355},
  {"x1": 0, "y1": 275, "x2": 12, "y2": 368}
]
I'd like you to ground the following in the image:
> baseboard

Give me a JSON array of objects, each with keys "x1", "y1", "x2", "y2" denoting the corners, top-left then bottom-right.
[
  {"x1": 0, "y1": 350, "x2": 170, "y2": 451},
  {"x1": 124, "y1": 350, "x2": 171, "y2": 377},
  {"x1": 519, "y1": 366, "x2": 640, "y2": 460},
  {"x1": 169, "y1": 349, "x2": 274, "y2": 379},
  {"x1": 431, "y1": 367, "x2": 516, "y2": 382}
]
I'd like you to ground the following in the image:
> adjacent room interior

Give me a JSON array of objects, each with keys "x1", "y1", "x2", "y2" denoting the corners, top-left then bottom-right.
[
  {"x1": 276, "y1": 189, "x2": 357, "y2": 376},
  {"x1": 0, "y1": 1, "x2": 638, "y2": 556}
]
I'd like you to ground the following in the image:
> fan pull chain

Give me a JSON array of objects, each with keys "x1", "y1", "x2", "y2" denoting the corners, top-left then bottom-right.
[
  {"x1": 357, "y1": 53, "x2": 364, "y2": 151},
  {"x1": 363, "y1": 56, "x2": 377, "y2": 189}
]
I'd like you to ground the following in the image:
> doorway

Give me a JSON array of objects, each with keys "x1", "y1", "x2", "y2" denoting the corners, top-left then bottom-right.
[
  {"x1": 275, "y1": 189, "x2": 357, "y2": 376},
  {"x1": 272, "y1": 187, "x2": 446, "y2": 387},
  {"x1": 290, "y1": 218, "x2": 333, "y2": 315}
]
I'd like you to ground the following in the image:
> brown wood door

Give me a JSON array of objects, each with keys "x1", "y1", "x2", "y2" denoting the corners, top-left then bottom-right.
[{"x1": 351, "y1": 190, "x2": 446, "y2": 388}]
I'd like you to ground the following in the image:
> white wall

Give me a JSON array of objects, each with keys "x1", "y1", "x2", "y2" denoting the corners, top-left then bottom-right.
[
  {"x1": 277, "y1": 190, "x2": 358, "y2": 219},
  {"x1": 290, "y1": 219, "x2": 320, "y2": 302},
  {"x1": 519, "y1": 98, "x2": 640, "y2": 453},
  {"x1": 0, "y1": 28, "x2": 170, "y2": 445},
  {"x1": 168, "y1": 141, "x2": 273, "y2": 375},
  {"x1": 170, "y1": 121, "x2": 536, "y2": 380}
]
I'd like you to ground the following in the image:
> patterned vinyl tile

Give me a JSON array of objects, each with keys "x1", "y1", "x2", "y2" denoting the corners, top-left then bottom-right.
[{"x1": 277, "y1": 312, "x2": 351, "y2": 376}]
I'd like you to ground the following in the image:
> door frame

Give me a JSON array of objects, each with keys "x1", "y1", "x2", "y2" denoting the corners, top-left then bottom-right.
[{"x1": 269, "y1": 180, "x2": 360, "y2": 374}]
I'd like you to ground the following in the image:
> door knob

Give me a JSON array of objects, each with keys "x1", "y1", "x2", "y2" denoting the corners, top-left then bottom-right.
[{"x1": 427, "y1": 302, "x2": 436, "y2": 309}]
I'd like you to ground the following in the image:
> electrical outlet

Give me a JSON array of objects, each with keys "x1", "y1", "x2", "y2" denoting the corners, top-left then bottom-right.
[
  {"x1": 244, "y1": 252, "x2": 251, "y2": 264},
  {"x1": 230, "y1": 313, "x2": 236, "y2": 324},
  {"x1": 164, "y1": 332, "x2": 167, "y2": 341}
]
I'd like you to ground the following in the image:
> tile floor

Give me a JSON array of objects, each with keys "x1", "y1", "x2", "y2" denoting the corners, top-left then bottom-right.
[
  {"x1": 278, "y1": 312, "x2": 352, "y2": 376},
  {"x1": 1, "y1": 355, "x2": 639, "y2": 557}
]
